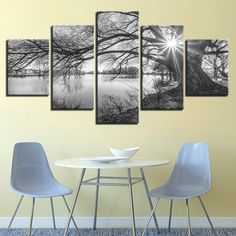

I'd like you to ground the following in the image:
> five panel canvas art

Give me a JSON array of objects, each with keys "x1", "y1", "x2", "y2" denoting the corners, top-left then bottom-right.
[{"x1": 6, "y1": 11, "x2": 229, "y2": 124}]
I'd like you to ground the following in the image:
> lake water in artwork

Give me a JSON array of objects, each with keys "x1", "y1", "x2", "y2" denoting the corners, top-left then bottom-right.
[
  {"x1": 53, "y1": 74, "x2": 94, "y2": 109},
  {"x1": 97, "y1": 74, "x2": 138, "y2": 110},
  {"x1": 8, "y1": 76, "x2": 48, "y2": 95}
]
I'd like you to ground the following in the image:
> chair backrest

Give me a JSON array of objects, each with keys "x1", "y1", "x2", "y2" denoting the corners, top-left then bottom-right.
[
  {"x1": 167, "y1": 143, "x2": 211, "y2": 192},
  {"x1": 11, "y1": 142, "x2": 56, "y2": 191}
]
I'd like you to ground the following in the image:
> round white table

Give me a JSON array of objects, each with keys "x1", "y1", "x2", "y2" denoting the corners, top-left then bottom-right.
[{"x1": 55, "y1": 158, "x2": 169, "y2": 236}]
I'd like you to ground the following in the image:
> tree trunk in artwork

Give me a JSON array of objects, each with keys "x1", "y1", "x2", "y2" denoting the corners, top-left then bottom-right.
[
  {"x1": 160, "y1": 50, "x2": 183, "y2": 103},
  {"x1": 187, "y1": 40, "x2": 228, "y2": 95}
]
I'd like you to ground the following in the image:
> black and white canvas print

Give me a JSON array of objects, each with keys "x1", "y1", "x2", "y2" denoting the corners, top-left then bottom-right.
[
  {"x1": 141, "y1": 26, "x2": 184, "y2": 110},
  {"x1": 52, "y1": 25, "x2": 94, "y2": 110},
  {"x1": 186, "y1": 40, "x2": 228, "y2": 96},
  {"x1": 96, "y1": 11, "x2": 139, "y2": 124},
  {"x1": 7, "y1": 40, "x2": 49, "y2": 96}
]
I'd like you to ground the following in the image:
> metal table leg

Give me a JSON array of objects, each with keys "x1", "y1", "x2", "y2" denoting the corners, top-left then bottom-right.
[
  {"x1": 127, "y1": 168, "x2": 136, "y2": 236},
  {"x1": 140, "y1": 168, "x2": 160, "y2": 233},
  {"x1": 62, "y1": 196, "x2": 80, "y2": 234},
  {"x1": 63, "y1": 168, "x2": 86, "y2": 236},
  {"x1": 142, "y1": 198, "x2": 160, "y2": 236},
  {"x1": 93, "y1": 168, "x2": 101, "y2": 230}
]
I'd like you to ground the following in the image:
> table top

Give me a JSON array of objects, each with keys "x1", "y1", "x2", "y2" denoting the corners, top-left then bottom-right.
[{"x1": 55, "y1": 158, "x2": 169, "y2": 169}]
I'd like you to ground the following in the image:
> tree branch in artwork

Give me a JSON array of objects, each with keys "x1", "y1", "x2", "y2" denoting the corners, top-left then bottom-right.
[
  {"x1": 142, "y1": 25, "x2": 184, "y2": 84},
  {"x1": 7, "y1": 40, "x2": 49, "y2": 75},
  {"x1": 141, "y1": 25, "x2": 184, "y2": 110},
  {"x1": 97, "y1": 11, "x2": 139, "y2": 80},
  {"x1": 52, "y1": 25, "x2": 94, "y2": 79}
]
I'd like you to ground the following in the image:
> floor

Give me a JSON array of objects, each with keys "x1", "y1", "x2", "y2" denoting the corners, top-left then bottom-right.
[{"x1": 1, "y1": 228, "x2": 236, "y2": 236}]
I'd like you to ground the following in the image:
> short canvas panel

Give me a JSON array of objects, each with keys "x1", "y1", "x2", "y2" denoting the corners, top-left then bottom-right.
[
  {"x1": 141, "y1": 26, "x2": 184, "y2": 110},
  {"x1": 96, "y1": 11, "x2": 139, "y2": 124},
  {"x1": 51, "y1": 25, "x2": 94, "y2": 110},
  {"x1": 7, "y1": 40, "x2": 49, "y2": 96},
  {"x1": 186, "y1": 39, "x2": 228, "y2": 96}
]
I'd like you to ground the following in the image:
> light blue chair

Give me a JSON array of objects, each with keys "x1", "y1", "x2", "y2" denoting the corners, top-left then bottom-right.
[
  {"x1": 8, "y1": 142, "x2": 79, "y2": 236},
  {"x1": 142, "y1": 143, "x2": 217, "y2": 236}
]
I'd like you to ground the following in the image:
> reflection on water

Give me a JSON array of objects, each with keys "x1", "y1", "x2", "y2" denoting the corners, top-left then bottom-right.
[
  {"x1": 53, "y1": 74, "x2": 93, "y2": 109},
  {"x1": 8, "y1": 76, "x2": 48, "y2": 95},
  {"x1": 98, "y1": 74, "x2": 138, "y2": 109},
  {"x1": 97, "y1": 74, "x2": 138, "y2": 123}
]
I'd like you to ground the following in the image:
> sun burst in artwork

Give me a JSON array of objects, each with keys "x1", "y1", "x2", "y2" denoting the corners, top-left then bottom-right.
[{"x1": 166, "y1": 38, "x2": 178, "y2": 48}]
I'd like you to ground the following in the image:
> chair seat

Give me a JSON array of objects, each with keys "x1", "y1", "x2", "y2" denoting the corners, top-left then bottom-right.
[
  {"x1": 12, "y1": 181, "x2": 72, "y2": 198},
  {"x1": 149, "y1": 183, "x2": 209, "y2": 199}
]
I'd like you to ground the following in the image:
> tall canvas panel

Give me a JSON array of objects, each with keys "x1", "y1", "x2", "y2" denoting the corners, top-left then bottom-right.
[
  {"x1": 52, "y1": 25, "x2": 94, "y2": 110},
  {"x1": 96, "y1": 12, "x2": 139, "y2": 124},
  {"x1": 141, "y1": 26, "x2": 184, "y2": 110}
]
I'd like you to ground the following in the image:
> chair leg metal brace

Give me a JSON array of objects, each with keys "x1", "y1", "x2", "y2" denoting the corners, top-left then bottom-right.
[
  {"x1": 28, "y1": 198, "x2": 35, "y2": 236},
  {"x1": 127, "y1": 168, "x2": 136, "y2": 236},
  {"x1": 142, "y1": 198, "x2": 160, "y2": 236},
  {"x1": 198, "y1": 196, "x2": 217, "y2": 236},
  {"x1": 140, "y1": 168, "x2": 160, "y2": 233},
  {"x1": 186, "y1": 199, "x2": 191, "y2": 236},
  {"x1": 63, "y1": 168, "x2": 86, "y2": 236},
  {"x1": 93, "y1": 168, "x2": 101, "y2": 230},
  {"x1": 50, "y1": 197, "x2": 56, "y2": 229},
  {"x1": 8, "y1": 195, "x2": 24, "y2": 229},
  {"x1": 62, "y1": 196, "x2": 80, "y2": 234}
]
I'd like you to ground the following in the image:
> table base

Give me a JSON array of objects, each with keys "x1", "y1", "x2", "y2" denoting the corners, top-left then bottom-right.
[{"x1": 63, "y1": 168, "x2": 160, "y2": 236}]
